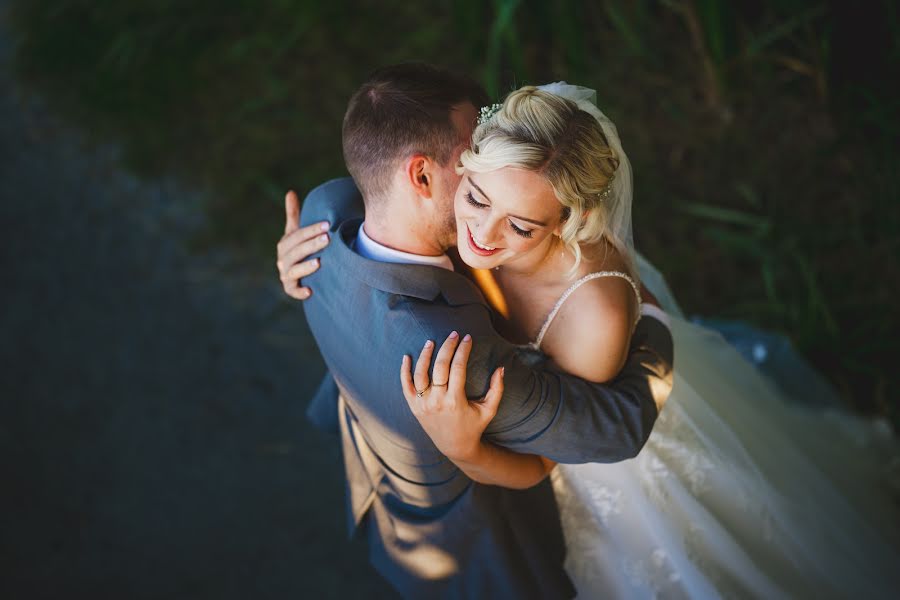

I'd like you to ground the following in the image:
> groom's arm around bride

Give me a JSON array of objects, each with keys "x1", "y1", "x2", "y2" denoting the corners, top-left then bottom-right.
[
  {"x1": 293, "y1": 178, "x2": 673, "y2": 598},
  {"x1": 278, "y1": 62, "x2": 675, "y2": 599}
]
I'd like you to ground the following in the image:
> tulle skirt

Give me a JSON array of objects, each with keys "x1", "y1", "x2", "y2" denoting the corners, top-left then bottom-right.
[{"x1": 552, "y1": 257, "x2": 900, "y2": 599}]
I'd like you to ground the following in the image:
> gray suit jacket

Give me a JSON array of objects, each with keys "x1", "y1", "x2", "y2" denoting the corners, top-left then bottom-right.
[{"x1": 300, "y1": 178, "x2": 674, "y2": 599}]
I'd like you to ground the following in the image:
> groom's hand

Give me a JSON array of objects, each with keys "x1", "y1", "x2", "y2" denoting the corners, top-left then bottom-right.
[{"x1": 276, "y1": 190, "x2": 330, "y2": 300}]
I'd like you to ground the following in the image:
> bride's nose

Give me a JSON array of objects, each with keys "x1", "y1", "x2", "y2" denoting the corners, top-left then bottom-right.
[{"x1": 475, "y1": 216, "x2": 503, "y2": 245}]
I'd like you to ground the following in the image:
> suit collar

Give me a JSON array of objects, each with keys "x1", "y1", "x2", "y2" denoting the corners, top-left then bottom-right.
[
  {"x1": 332, "y1": 218, "x2": 487, "y2": 307},
  {"x1": 356, "y1": 221, "x2": 455, "y2": 272}
]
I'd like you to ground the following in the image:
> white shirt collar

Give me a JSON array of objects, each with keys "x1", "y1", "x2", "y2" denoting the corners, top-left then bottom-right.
[{"x1": 356, "y1": 222, "x2": 454, "y2": 272}]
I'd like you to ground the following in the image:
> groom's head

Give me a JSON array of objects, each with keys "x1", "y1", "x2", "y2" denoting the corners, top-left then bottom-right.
[{"x1": 342, "y1": 63, "x2": 486, "y2": 248}]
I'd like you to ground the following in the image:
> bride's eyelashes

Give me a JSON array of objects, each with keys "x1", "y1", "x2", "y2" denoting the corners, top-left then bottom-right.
[
  {"x1": 464, "y1": 191, "x2": 534, "y2": 239},
  {"x1": 464, "y1": 190, "x2": 488, "y2": 209},
  {"x1": 509, "y1": 221, "x2": 533, "y2": 238}
]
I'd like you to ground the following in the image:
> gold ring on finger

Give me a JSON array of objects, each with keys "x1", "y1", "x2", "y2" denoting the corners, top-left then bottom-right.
[
  {"x1": 432, "y1": 381, "x2": 448, "y2": 387},
  {"x1": 415, "y1": 382, "x2": 431, "y2": 398}
]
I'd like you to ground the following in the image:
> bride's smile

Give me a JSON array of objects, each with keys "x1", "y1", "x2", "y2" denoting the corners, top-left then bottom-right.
[{"x1": 454, "y1": 170, "x2": 563, "y2": 272}]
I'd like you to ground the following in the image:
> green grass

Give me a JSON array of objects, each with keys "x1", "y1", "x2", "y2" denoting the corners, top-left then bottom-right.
[{"x1": 9, "y1": 0, "x2": 899, "y2": 424}]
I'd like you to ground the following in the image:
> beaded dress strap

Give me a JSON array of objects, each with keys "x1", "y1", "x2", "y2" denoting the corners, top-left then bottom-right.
[{"x1": 531, "y1": 271, "x2": 642, "y2": 350}]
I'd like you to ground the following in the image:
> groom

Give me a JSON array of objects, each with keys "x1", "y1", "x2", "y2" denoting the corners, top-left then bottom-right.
[{"x1": 278, "y1": 63, "x2": 674, "y2": 598}]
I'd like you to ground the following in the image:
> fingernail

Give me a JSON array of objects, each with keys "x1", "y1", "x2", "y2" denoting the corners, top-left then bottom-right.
[
  {"x1": 319, "y1": 234, "x2": 329, "y2": 243},
  {"x1": 449, "y1": 331, "x2": 459, "y2": 339},
  {"x1": 424, "y1": 340, "x2": 433, "y2": 348},
  {"x1": 463, "y1": 334, "x2": 472, "y2": 342},
  {"x1": 320, "y1": 222, "x2": 330, "y2": 231},
  {"x1": 501, "y1": 366, "x2": 505, "y2": 377}
]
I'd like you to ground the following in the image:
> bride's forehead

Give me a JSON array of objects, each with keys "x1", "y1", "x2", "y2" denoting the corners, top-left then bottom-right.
[{"x1": 472, "y1": 168, "x2": 558, "y2": 207}]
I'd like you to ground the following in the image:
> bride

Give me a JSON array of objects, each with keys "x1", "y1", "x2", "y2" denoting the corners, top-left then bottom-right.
[{"x1": 400, "y1": 83, "x2": 900, "y2": 599}]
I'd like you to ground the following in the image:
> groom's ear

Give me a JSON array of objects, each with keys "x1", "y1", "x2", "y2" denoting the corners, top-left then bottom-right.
[{"x1": 404, "y1": 154, "x2": 435, "y2": 199}]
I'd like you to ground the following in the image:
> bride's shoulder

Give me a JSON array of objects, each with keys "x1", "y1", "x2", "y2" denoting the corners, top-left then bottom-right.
[
  {"x1": 541, "y1": 271, "x2": 635, "y2": 383},
  {"x1": 566, "y1": 244, "x2": 638, "y2": 319},
  {"x1": 555, "y1": 271, "x2": 636, "y2": 332}
]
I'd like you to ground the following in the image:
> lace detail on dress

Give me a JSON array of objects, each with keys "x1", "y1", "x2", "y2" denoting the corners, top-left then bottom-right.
[
  {"x1": 551, "y1": 314, "x2": 900, "y2": 599},
  {"x1": 530, "y1": 271, "x2": 641, "y2": 350},
  {"x1": 552, "y1": 386, "x2": 790, "y2": 600}
]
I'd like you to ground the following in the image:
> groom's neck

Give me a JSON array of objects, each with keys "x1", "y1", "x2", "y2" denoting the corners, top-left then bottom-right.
[{"x1": 362, "y1": 214, "x2": 449, "y2": 258}]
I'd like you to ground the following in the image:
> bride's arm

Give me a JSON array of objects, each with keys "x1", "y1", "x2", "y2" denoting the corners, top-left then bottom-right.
[
  {"x1": 401, "y1": 333, "x2": 556, "y2": 490},
  {"x1": 400, "y1": 279, "x2": 640, "y2": 488},
  {"x1": 452, "y1": 441, "x2": 556, "y2": 490},
  {"x1": 456, "y1": 282, "x2": 631, "y2": 485}
]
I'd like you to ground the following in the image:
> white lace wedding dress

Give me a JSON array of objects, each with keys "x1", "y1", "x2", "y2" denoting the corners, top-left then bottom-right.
[{"x1": 546, "y1": 256, "x2": 900, "y2": 599}]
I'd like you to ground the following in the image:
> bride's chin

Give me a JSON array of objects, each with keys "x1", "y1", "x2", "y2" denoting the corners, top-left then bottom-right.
[{"x1": 459, "y1": 251, "x2": 489, "y2": 269}]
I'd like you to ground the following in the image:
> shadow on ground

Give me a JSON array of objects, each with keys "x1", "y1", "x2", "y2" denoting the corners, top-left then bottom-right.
[{"x1": 0, "y1": 12, "x2": 395, "y2": 599}]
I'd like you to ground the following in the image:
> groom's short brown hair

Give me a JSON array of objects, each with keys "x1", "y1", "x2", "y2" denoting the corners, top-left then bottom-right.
[{"x1": 342, "y1": 63, "x2": 489, "y2": 201}]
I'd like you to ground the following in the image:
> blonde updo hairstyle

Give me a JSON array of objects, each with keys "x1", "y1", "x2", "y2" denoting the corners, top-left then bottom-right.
[{"x1": 459, "y1": 86, "x2": 621, "y2": 274}]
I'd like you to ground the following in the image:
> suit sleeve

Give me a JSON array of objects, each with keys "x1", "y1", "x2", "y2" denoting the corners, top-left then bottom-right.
[
  {"x1": 306, "y1": 372, "x2": 340, "y2": 434},
  {"x1": 299, "y1": 177, "x2": 364, "y2": 231},
  {"x1": 472, "y1": 316, "x2": 673, "y2": 464},
  {"x1": 298, "y1": 178, "x2": 362, "y2": 433}
]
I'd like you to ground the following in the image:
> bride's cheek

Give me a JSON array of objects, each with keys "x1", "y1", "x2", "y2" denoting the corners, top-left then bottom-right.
[{"x1": 509, "y1": 238, "x2": 536, "y2": 254}]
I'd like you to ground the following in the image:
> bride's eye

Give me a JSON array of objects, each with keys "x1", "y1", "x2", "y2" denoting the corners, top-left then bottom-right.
[
  {"x1": 509, "y1": 220, "x2": 533, "y2": 238},
  {"x1": 465, "y1": 191, "x2": 488, "y2": 209}
]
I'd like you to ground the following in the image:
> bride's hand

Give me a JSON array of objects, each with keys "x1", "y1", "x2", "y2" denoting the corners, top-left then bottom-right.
[
  {"x1": 400, "y1": 332, "x2": 505, "y2": 462},
  {"x1": 276, "y1": 190, "x2": 330, "y2": 300}
]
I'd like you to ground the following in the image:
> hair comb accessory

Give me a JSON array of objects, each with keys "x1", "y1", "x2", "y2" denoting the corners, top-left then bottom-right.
[
  {"x1": 477, "y1": 103, "x2": 503, "y2": 125},
  {"x1": 597, "y1": 171, "x2": 616, "y2": 201}
]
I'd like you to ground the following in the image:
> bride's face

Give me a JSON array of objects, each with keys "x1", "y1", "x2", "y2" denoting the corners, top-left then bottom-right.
[{"x1": 454, "y1": 167, "x2": 564, "y2": 270}]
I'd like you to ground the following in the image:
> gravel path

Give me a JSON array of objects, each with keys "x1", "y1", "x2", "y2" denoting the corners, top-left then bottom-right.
[{"x1": 0, "y1": 7, "x2": 394, "y2": 599}]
